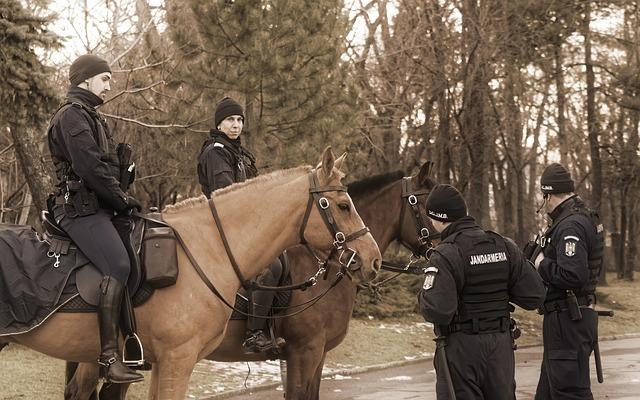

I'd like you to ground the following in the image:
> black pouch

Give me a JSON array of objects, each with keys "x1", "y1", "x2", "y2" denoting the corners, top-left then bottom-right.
[
  {"x1": 142, "y1": 226, "x2": 178, "y2": 288},
  {"x1": 71, "y1": 187, "x2": 99, "y2": 217}
]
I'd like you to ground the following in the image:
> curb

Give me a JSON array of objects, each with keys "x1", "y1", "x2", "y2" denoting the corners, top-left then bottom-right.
[{"x1": 201, "y1": 332, "x2": 640, "y2": 400}]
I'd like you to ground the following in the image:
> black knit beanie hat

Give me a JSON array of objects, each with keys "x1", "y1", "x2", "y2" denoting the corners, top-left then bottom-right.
[
  {"x1": 425, "y1": 184, "x2": 467, "y2": 223},
  {"x1": 214, "y1": 97, "x2": 244, "y2": 128},
  {"x1": 540, "y1": 163, "x2": 574, "y2": 194},
  {"x1": 69, "y1": 54, "x2": 111, "y2": 86}
]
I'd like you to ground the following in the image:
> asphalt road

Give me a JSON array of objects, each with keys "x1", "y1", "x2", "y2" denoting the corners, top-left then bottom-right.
[{"x1": 218, "y1": 337, "x2": 640, "y2": 399}]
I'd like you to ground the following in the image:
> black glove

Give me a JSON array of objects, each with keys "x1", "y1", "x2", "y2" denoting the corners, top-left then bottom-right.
[
  {"x1": 125, "y1": 195, "x2": 143, "y2": 212},
  {"x1": 522, "y1": 240, "x2": 538, "y2": 261}
]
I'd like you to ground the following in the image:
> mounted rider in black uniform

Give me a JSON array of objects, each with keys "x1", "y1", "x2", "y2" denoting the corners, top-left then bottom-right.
[
  {"x1": 418, "y1": 184, "x2": 545, "y2": 399},
  {"x1": 47, "y1": 54, "x2": 143, "y2": 384},
  {"x1": 197, "y1": 97, "x2": 284, "y2": 354}
]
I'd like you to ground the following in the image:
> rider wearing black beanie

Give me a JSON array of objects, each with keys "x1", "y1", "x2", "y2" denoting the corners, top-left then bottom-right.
[{"x1": 540, "y1": 163, "x2": 575, "y2": 194}]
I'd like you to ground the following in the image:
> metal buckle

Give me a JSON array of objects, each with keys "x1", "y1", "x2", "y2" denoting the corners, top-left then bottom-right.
[
  {"x1": 340, "y1": 248, "x2": 358, "y2": 269},
  {"x1": 408, "y1": 195, "x2": 418, "y2": 205},
  {"x1": 334, "y1": 231, "x2": 346, "y2": 247},
  {"x1": 319, "y1": 197, "x2": 330, "y2": 209}
]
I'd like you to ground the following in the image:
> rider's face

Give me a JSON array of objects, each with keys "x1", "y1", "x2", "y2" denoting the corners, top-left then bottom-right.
[
  {"x1": 83, "y1": 72, "x2": 111, "y2": 99},
  {"x1": 218, "y1": 115, "x2": 243, "y2": 140}
]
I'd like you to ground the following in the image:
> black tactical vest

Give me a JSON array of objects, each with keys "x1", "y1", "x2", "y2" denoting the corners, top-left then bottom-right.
[
  {"x1": 49, "y1": 101, "x2": 120, "y2": 190},
  {"x1": 444, "y1": 229, "x2": 512, "y2": 331},
  {"x1": 542, "y1": 202, "x2": 604, "y2": 298}
]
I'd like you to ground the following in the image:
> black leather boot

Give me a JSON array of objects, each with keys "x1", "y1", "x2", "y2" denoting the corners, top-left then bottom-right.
[{"x1": 97, "y1": 276, "x2": 144, "y2": 384}]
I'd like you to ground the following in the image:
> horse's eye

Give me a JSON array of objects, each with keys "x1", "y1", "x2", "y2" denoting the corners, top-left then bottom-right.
[{"x1": 338, "y1": 203, "x2": 350, "y2": 211}]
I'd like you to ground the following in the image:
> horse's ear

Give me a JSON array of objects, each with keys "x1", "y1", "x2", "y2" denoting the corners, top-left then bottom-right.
[
  {"x1": 321, "y1": 146, "x2": 335, "y2": 177},
  {"x1": 334, "y1": 152, "x2": 347, "y2": 172},
  {"x1": 417, "y1": 161, "x2": 434, "y2": 185}
]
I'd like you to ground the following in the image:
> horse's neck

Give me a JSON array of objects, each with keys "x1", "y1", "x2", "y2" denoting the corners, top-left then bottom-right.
[
  {"x1": 352, "y1": 181, "x2": 402, "y2": 254},
  {"x1": 166, "y1": 173, "x2": 307, "y2": 284}
]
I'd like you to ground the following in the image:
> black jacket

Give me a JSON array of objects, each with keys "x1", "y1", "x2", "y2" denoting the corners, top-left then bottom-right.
[
  {"x1": 197, "y1": 130, "x2": 257, "y2": 197},
  {"x1": 419, "y1": 216, "x2": 546, "y2": 326},
  {"x1": 538, "y1": 195, "x2": 602, "y2": 301},
  {"x1": 47, "y1": 86, "x2": 127, "y2": 213}
]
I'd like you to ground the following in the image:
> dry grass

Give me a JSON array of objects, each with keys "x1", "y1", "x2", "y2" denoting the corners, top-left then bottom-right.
[{"x1": 1, "y1": 274, "x2": 638, "y2": 399}]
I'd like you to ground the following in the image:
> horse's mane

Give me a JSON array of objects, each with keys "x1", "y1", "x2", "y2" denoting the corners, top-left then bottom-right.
[
  {"x1": 347, "y1": 170, "x2": 405, "y2": 197},
  {"x1": 163, "y1": 166, "x2": 312, "y2": 214}
]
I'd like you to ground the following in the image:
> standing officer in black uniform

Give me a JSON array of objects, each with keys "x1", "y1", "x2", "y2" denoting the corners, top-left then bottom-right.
[
  {"x1": 47, "y1": 54, "x2": 143, "y2": 384},
  {"x1": 418, "y1": 184, "x2": 545, "y2": 400},
  {"x1": 197, "y1": 97, "x2": 284, "y2": 354},
  {"x1": 533, "y1": 163, "x2": 604, "y2": 400}
]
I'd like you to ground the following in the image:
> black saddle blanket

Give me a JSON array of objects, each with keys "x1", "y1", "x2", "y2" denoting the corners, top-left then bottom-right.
[{"x1": 0, "y1": 224, "x2": 88, "y2": 336}]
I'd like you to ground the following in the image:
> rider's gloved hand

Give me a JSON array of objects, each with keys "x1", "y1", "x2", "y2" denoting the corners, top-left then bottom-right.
[{"x1": 125, "y1": 195, "x2": 143, "y2": 212}]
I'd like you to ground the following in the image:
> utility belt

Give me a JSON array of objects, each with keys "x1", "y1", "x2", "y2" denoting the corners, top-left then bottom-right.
[
  {"x1": 53, "y1": 180, "x2": 100, "y2": 218},
  {"x1": 539, "y1": 293, "x2": 596, "y2": 320},
  {"x1": 438, "y1": 316, "x2": 510, "y2": 335}
]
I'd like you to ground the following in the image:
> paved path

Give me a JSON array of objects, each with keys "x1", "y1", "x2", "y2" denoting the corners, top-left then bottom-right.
[{"x1": 217, "y1": 337, "x2": 640, "y2": 399}]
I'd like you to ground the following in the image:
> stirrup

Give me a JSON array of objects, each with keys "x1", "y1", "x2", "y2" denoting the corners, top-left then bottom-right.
[{"x1": 123, "y1": 333, "x2": 145, "y2": 367}]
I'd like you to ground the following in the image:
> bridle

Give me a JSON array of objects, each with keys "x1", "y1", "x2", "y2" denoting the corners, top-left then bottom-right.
[
  {"x1": 398, "y1": 177, "x2": 438, "y2": 259},
  {"x1": 297, "y1": 169, "x2": 371, "y2": 278},
  {"x1": 376, "y1": 177, "x2": 438, "y2": 278}
]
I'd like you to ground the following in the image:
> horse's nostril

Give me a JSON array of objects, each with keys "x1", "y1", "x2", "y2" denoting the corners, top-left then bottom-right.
[{"x1": 372, "y1": 258, "x2": 381, "y2": 272}]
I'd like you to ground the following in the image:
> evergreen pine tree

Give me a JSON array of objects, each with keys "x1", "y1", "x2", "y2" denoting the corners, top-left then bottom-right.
[{"x1": 167, "y1": 0, "x2": 359, "y2": 168}]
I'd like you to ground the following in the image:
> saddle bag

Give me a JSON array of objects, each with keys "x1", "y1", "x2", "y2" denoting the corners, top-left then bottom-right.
[{"x1": 142, "y1": 226, "x2": 178, "y2": 288}]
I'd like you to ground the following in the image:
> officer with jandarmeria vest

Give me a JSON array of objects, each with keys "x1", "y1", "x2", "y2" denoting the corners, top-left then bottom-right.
[
  {"x1": 532, "y1": 163, "x2": 604, "y2": 400},
  {"x1": 418, "y1": 184, "x2": 545, "y2": 400},
  {"x1": 47, "y1": 54, "x2": 143, "y2": 384},
  {"x1": 196, "y1": 97, "x2": 284, "y2": 354}
]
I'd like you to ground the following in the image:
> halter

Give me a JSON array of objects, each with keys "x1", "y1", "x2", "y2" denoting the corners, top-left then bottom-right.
[{"x1": 210, "y1": 169, "x2": 371, "y2": 291}]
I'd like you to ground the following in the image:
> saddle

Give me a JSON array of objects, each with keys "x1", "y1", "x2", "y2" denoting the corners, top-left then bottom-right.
[{"x1": 40, "y1": 211, "x2": 178, "y2": 367}]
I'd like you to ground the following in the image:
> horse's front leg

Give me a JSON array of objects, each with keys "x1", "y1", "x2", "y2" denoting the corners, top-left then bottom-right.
[
  {"x1": 285, "y1": 338, "x2": 326, "y2": 400},
  {"x1": 308, "y1": 352, "x2": 327, "y2": 400},
  {"x1": 151, "y1": 351, "x2": 198, "y2": 400}
]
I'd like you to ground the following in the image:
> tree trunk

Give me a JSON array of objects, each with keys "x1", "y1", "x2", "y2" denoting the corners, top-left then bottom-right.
[
  {"x1": 8, "y1": 120, "x2": 52, "y2": 215},
  {"x1": 461, "y1": 0, "x2": 489, "y2": 225},
  {"x1": 583, "y1": 3, "x2": 606, "y2": 284},
  {"x1": 553, "y1": 38, "x2": 568, "y2": 166}
]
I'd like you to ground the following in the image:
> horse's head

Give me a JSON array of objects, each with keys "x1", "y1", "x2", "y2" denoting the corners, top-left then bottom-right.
[
  {"x1": 301, "y1": 147, "x2": 381, "y2": 283},
  {"x1": 398, "y1": 161, "x2": 440, "y2": 257}
]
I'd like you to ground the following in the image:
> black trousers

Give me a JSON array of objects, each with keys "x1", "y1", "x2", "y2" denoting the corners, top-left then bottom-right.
[
  {"x1": 435, "y1": 331, "x2": 515, "y2": 400},
  {"x1": 247, "y1": 258, "x2": 283, "y2": 331},
  {"x1": 535, "y1": 308, "x2": 597, "y2": 400},
  {"x1": 58, "y1": 208, "x2": 131, "y2": 284}
]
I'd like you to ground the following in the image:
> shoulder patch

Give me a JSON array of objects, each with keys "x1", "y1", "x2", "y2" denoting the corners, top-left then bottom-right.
[
  {"x1": 565, "y1": 240, "x2": 577, "y2": 257},
  {"x1": 213, "y1": 142, "x2": 224, "y2": 148},
  {"x1": 422, "y1": 266, "x2": 438, "y2": 291}
]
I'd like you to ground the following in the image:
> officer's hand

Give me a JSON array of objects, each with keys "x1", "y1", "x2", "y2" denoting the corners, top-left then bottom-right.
[{"x1": 125, "y1": 195, "x2": 143, "y2": 212}]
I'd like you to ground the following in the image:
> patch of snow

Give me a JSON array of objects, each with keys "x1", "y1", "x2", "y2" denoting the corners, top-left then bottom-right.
[{"x1": 383, "y1": 375, "x2": 412, "y2": 381}]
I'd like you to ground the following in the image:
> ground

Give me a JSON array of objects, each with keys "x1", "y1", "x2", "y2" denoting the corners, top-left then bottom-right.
[{"x1": 0, "y1": 274, "x2": 637, "y2": 399}]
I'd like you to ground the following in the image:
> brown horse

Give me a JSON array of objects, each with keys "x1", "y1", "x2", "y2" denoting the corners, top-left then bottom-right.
[
  {"x1": 0, "y1": 148, "x2": 381, "y2": 400},
  {"x1": 65, "y1": 161, "x2": 436, "y2": 400}
]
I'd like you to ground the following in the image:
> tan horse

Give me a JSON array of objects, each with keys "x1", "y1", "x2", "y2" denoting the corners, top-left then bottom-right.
[
  {"x1": 66, "y1": 162, "x2": 437, "y2": 400},
  {"x1": 0, "y1": 148, "x2": 381, "y2": 400}
]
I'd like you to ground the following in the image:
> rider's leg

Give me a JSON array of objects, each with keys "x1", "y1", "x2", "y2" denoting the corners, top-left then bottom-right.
[
  {"x1": 59, "y1": 209, "x2": 143, "y2": 383},
  {"x1": 243, "y1": 258, "x2": 284, "y2": 353}
]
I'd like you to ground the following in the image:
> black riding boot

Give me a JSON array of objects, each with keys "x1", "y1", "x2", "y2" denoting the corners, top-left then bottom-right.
[{"x1": 97, "y1": 276, "x2": 144, "y2": 384}]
